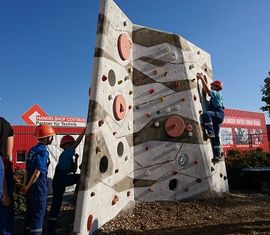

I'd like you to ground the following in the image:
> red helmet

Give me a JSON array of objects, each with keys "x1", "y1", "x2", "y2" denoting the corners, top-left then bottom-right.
[
  {"x1": 211, "y1": 80, "x2": 223, "y2": 90},
  {"x1": 34, "y1": 124, "x2": 55, "y2": 139},
  {"x1": 60, "y1": 135, "x2": 75, "y2": 148}
]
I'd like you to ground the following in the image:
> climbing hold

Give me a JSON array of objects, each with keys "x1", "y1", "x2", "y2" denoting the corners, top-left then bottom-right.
[
  {"x1": 166, "y1": 107, "x2": 171, "y2": 113},
  {"x1": 177, "y1": 153, "x2": 188, "y2": 166},
  {"x1": 108, "y1": 95, "x2": 113, "y2": 100},
  {"x1": 124, "y1": 76, "x2": 130, "y2": 81},
  {"x1": 127, "y1": 191, "x2": 130, "y2": 197},
  {"x1": 220, "y1": 173, "x2": 223, "y2": 178},
  {"x1": 123, "y1": 21, "x2": 127, "y2": 27},
  {"x1": 145, "y1": 170, "x2": 151, "y2": 176},
  {"x1": 145, "y1": 146, "x2": 149, "y2": 151},
  {"x1": 172, "y1": 106, "x2": 180, "y2": 112},
  {"x1": 153, "y1": 69, "x2": 158, "y2": 75},
  {"x1": 128, "y1": 105, "x2": 132, "y2": 109},
  {"x1": 129, "y1": 91, "x2": 133, "y2": 95},
  {"x1": 184, "y1": 188, "x2": 189, "y2": 192},
  {"x1": 128, "y1": 122, "x2": 132, "y2": 131},
  {"x1": 196, "y1": 178, "x2": 202, "y2": 183},
  {"x1": 193, "y1": 95, "x2": 197, "y2": 101},
  {"x1": 191, "y1": 78, "x2": 196, "y2": 82},
  {"x1": 170, "y1": 52, "x2": 176, "y2": 60},
  {"x1": 160, "y1": 96, "x2": 165, "y2": 102},
  {"x1": 87, "y1": 214, "x2": 94, "y2": 231},
  {"x1": 112, "y1": 195, "x2": 119, "y2": 205},
  {"x1": 96, "y1": 146, "x2": 101, "y2": 154},
  {"x1": 98, "y1": 120, "x2": 104, "y2": 127},
  {"x1": 223, "y1": 176, "x2": 228, "y2": 180},
  {"x1": 145, "y1": 112, "x2": 151, "y2": 118},
  {"x1": 118, "y1": 33, "x2": 132, "y2": 61},
  {"x1": 187, "y1": 124, "x2": 193, "y2": 131},
  {"x1": 113, "y1": 132, "x2": 117, "y2": 135},
  {"x1": 194, "y1": 160, "x2": 198, "y2": 165},
  {"x1": 128, "y1": 67, "x2": 133, "y2": 74},
  {"x1": 96, "y1": 134, "x2": 101, "y2": 143},
  {"x1": 113, "y1": 95, "x2": 126, "y2": 121},
  {"x1": 149, "y1": 88, "x2": 155, "y2": 94},
  {"x1": 205, "y1": 68, "x2": 208, "y2": 72},
  {"x1": 188, "y1": 132, "x2": 193, "y2": 137},
  {"x1": 174, "y1": 145, "x2": 179, "y2": 151},
  {"x1": 90, "y1": 192, "x2": 95, "y2": 197},
  {"x1": 102, "y1": 75, "x2": 107, "y2": 81},
  {"x1": 125, "y1": 156, "x2": 129, "y2": 161},
  {"x1": 156, "y1": 110, "x2": 160, "y2": 115},
  {"x1": 173, "y1": 171, "x2": 178, "y2": 175},
  {"x1": 148, "y1": 188, "x2": 154, "y2": 192},
  {"x1": 154, "y1": 122, "x2": 160, "y2": 127},
  {"x1": 181, "y1": 98, "x2": 185, "y2": 102},
  {"x1": 197, "y1": 51, "x2": 201, "y2": 55},
  {"x1": 189, "y1": 64, "x2": 195, "y2": 70},
  {"x1": 199, "y1": 110, "x2": 203, "y2": 114},
  {"x1": 118, "y1": 80, "x2": 123, "y2": 85},
  {"x1": 115, "y1": 169, "x2": 119, "y2": 174},
  {"x1": 175, "y1": 81, "x2": 181, "y2": 88},
  {"x1": 164, "y1": 116, "x2": 186, "y2": 138},
  {"x1": 211, "y1": 166, "x2": 215, "y2": 172}
]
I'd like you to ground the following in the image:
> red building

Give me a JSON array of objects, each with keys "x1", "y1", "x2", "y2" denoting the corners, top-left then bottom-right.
[{"x1": 221, "y1": 109, "x2": 269, "y2": 152}]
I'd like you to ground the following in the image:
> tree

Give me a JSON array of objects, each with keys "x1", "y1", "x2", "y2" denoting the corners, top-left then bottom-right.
[{"x1": 261, "y1": 71, "x2": 270, "y2": 115}]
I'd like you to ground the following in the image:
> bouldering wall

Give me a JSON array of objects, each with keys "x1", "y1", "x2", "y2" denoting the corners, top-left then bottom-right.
[{"x1": 73, "y1": 0, "x2": 228, "y2": 234}]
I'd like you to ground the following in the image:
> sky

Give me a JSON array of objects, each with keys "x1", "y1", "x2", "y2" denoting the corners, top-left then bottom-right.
[{"x1": 0, "y1": 0, "x2": 270, "y2": 125}]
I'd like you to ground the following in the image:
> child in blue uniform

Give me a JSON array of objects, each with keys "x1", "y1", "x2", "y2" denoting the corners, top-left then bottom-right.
[
  {"x1": 47, "y1": 128, "x2": 85, "y2": 234},
  {"x1": 197, "y1": 73, "x2": 225, "y2": 163},
  {"x1": 22, "y1": 124, "x2": 55, "y2": 235},
  {"x1": 0, "y1": 116, "x2": 14, "y2": 235}
]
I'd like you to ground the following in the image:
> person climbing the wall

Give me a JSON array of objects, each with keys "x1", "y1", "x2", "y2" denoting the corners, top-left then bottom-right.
[
  {"x1": 47, "y1": 128, "x2": 86, "y2": 235},
  {"x1": 22, "y1": 124, "x2": 55, "y2": 235},
  {"x1": 197, "y1": 73, "x2": 225, "y2": 163},
  {"x1": 0, "y1": 116, "x2": 15, "y2": 235}
]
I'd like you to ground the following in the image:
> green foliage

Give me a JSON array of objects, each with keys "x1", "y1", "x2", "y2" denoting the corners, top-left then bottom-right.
[
  {"x1": 261, "y1": 71, "x2": 270, "y2": 115},
  {"x1": 225, "y1": 149, "x2": 270, "y2": 171},
  {"x1": 13, "y1": 169, "x2": 26, "y2": 215}
]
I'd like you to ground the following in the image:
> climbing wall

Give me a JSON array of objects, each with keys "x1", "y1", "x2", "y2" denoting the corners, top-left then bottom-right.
[{"x1": 73, "y1": 0, "x2": 228, "y2": 234}]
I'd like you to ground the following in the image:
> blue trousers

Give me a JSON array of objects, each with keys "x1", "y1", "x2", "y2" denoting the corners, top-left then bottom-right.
[
  {"x1": 0, "y1": 201, "x2": 14, "y2": 235},
  {"x1": 24, "y1": 186, "x2": 47, "y2": 235},
  {"x1": 201, "y1": 110, "x2": 224, "y2": 157},
  {"x1": 47, "y1": 172, "x2": 80, "y2": 233}
]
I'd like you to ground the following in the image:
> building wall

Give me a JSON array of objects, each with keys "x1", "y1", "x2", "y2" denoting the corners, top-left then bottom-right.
[{"x1": 221, "y1": 109, "x2": 269, "y2": 152}]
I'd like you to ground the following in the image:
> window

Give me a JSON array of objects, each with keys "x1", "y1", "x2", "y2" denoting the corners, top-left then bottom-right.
[{"x1": 17, "y1": 150, "x2": 26, "y2": 162}]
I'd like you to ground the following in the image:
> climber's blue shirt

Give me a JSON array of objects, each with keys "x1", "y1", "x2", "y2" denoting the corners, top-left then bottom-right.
[
  {"x1": 56, "y1": 147, "x2": 75, "y2": 173},
  {"x1": 209, "y1": 90, "x2": 224, "y2": 111}
]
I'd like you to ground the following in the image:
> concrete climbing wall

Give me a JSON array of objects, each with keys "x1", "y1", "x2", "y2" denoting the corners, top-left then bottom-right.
[{"x1": 73, "y1": 0, "x2": 229, "y2": 234}]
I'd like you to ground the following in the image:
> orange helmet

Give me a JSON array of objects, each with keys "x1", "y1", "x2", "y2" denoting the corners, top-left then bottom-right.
[
  {"x1": 34, "y1": 124, "x2": 55, "y2": 139},
  {"x1": 211, "y1": 80, "x2": 223, "y2": 90},
  {"x1": 60, "y1": 135, "x2": 75, "y2": 148}
]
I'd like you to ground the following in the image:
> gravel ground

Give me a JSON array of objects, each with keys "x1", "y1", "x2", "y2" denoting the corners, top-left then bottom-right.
[{"x1": 14, "y1": 192, "x2": 270, "y2": 235}]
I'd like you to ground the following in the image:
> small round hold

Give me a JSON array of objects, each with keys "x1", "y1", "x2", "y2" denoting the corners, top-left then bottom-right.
[
  {"x1": 90, "y1": 192, "x2": 95, "y2": 197},
  {"x1": 154, "y1": 122, "x2": 160, "y2": 127},
  {"x1": 125, "y1": 156, "x2": 129, "y2": 161},
  {"x1": 189, "y1": 64, "x2": 195, "y2": 70},
  {"x1": 102, "y1": 75, "x2": 107, "y2": 81},
  {"x1": 127, "y1": 191, "x2": 130, "y2": 197},
  {"x1": 124, "y1": 76, "x2": 130, "y2": 81},
  {"x1": 129, "y1": 91, "x2": 133, "y2": 95},
  {"x1": 197, "y1": 51, "x2": 201, "y2": 55},
  {"x1": 166, "y1": 107, "x2": 171, "y2": 113},
  {"x1": 156, "y1": 110, "x2": 160, "y2": 115},
  {"x1": 160, "y1": 96, "x2": 165, "y2": 102},
  {"x1": 145, "y1": 112, "x2": 151, "y2": 118},
  {"x1": 149, "y1": 89, "x2": 155, "y2": 94},
  {"x1": 145, "y1": 170, "x2": 151, "y2": 176},
  {"x1": 108, "y1": 95, "x2": 113, "y2": 100},
  {"x1": 115, "y1": 169, "x2": 119, "y2": 174},
  {"x1": 96, "y1": 134, "x2": 101, "y2": 143},
  {"x1": 128, "y1": 67, "x2": 133, "y2": 74},
  {"x1": 128, "y1": 122, "x2": 133, "y2": 131},
  {"x1": 220, "y1": 173, "x2": 223, "y2": 178},
  {"x1": 128, "y1": 105, "x2": 132, "y2": 109},
  {"x1": 188, "y1": 132, "x2": 193, "y2": 137},
  {"x1": 118, "y1": 80, "x2": 123, "y2": 85},
  {"x1": 123, "y1": 21, "x2": 127, "y2": 27}
]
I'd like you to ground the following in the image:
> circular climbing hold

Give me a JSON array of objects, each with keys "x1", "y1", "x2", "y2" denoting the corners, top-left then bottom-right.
[
  {"x1": 118, "y1": 33, "x2": 132, "y2": 61},
  {"x1": 87, "y1": 214, "x2": 93, "y2": 231},
  {"x1": 154, "y1": 122, "x2": 160, "y2": 127},
  {"x1": 127, "y1": 191, "x2": 130, "y2": 197},
  {"x1": 149, "y1": 88, "x2": 155, "y2": 94},
  {"x1": 164, "y1": 116, "x2": 185, "y2": 138},
  {"x1": 166, "y1": 107, "x2": 171, "y2": 113},
  {"x1": 117, "y1": 142, "x2": 124, "y2": 157},
  {"x1": 113, "y1": 95, "x2": 126, "y2": 121},
  {"x1": 99, "y1": 156, "x2": 108, "y2": 174},
  {"x1": 188, "y1": 132, "x2": 193, "y2": 137},
  {"x1": 112, "y1": 195, "x2": 119, "y2": 205},
  {"x1": 193, "y1": 95, "x2": 197, "y2": 101},
  {"x1": 145, "y1": 170, "x2": 151, "y2": 176},
  {"x1": 90, "y1": 192, "x2": 95, "y2": 197},
  {"x1": 129, "y1": 91, "x2": 133, "y2": 95},
  {"x1": 187, "y1": 124, "x2": 193, "y2": 131},
  {"x1": 102, "y1": 75, "x2": 107, "y2": 81},
  {"x1": 177, "y1": 153, "x2": 188, "y2": 166},
  {"x1": 145, "y1": 112, "x2": 151, "y2": 118},
  {"x1": 128, "y1": 121, "x2": 133, "y2": 131}
]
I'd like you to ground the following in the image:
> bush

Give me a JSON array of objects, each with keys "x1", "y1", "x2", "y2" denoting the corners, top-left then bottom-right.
[{"x1": 13, "y1": 169, "x2": 26, "y2": 215}]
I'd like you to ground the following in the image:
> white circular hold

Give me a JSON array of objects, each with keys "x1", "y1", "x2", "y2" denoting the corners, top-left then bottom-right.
[
  {"x1": 188, "y1": 132, "x2": 193, "y2": 137},
  {"x1": 154, "y1": 122, "x2": 160, "y2": 127},
  {"x1": 166, "y1": 107, "x2": 171, "y2": 113},
  {"x1": 128, "y1": 122, "x2": 133, "y2": 131},
  {"x1": 177, "y1": 153, "x2": 189, "y2": 166}
]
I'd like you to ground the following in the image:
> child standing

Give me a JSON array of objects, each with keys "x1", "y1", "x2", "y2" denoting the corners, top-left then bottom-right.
[
  {"x1": 22, "y1": 124, "x2": 55, "y2": 235},
  {"x1": 47, "y1": 128, "x2": 85, "y2": 234},
  {"x1": 197, "y1": 73, "x2": 225, "y2": 163}
]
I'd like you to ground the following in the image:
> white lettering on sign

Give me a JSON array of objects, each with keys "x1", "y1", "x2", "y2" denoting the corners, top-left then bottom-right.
[
  {"x1": 223, "y1": 117, "x2": 261, "y2": 126},
  {"x1": 36, "y1": 115, "x2": 86, "y2": 127}
]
